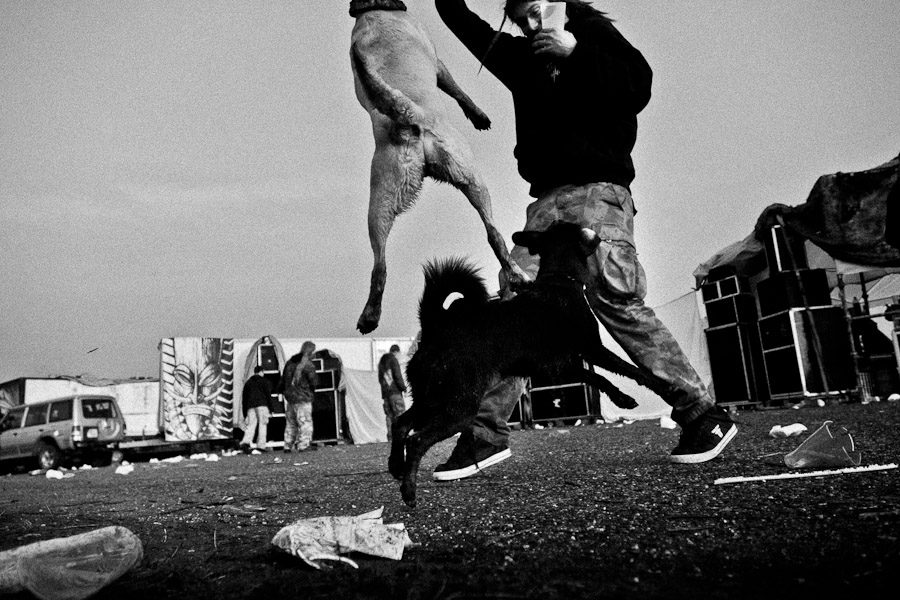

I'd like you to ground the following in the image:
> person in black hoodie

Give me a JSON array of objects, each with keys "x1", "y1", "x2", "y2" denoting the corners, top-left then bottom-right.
[
  {"x1": 431, "y1": 0, "x2": 737, "y2": 482},
  {"x1": 282, "y1": 341, "x2": 319, "y2": 453},
  {"x1": 239, "y1": 366, "x2": 274, "y2": 453},
  {"x1": 378, "y1": 344, "x2": 408, "y2": 441}
]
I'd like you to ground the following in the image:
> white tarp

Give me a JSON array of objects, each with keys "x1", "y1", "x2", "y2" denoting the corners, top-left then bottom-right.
[
  {"x1": 343, "y1": 368, "x2": 390, "y2": 444},
  {"x1": 597, "y1": 291, "x2": 710, "y2": 422}
]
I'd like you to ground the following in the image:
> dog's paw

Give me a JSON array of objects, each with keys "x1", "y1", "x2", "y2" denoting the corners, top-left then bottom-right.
[
  {"x1": 356, "y1": 310, "x2": 380, "y2": 334},
  {"x1": 388, "y1": 455, "x2": 405, "y2": 480},
  {"x1": 400, "y1": 480, "x2": 417, "y2": 508},
  {"x1": 505, "y1": 265, "x2": 532, "y2": 291},
  {"x1": 466, "y1": 108, "x2": 491, "y2": 131}
]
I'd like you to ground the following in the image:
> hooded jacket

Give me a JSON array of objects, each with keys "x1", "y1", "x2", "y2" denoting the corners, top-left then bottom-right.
[
  {"x1": 282, "y1": 342, "x2": 318, "y2": 404},
  {"x1": 242, "y1": 373, "x2": 274, "y2": 414},
  {"x1": 378, "y1": 352, "x2": 407, "y2": 397},
  {"x1": 436, "y1": 0, "x2": 652, "y2": 196}
]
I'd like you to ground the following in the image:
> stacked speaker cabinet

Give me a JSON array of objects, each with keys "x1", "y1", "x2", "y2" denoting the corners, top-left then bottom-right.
[
  {"x1": 757, "y1": 224, "x2": 830, "y2": 316},
  {"x1": 311, "y1": 352, "x2": 347, "y2": 443},
  {"x1": 256, "y1": 340, "x2": 286, "y2": 444},
  {"x1": 758, "y1": 306, "x2": 856, "y2": 400},
  {"x1": 701, "y1": 272, "x2": 752, "y2": 323},
  {"x1": 755, "y1": 224, "x2": 856, "y2": 401},
  {"x1": 529, "y1": 360, "x2": 601, "y2": 424},
  {"x1": 702, "y1": 272, "x2": 767, "y2": 406},
  {"x1": 756, "y1": 269, "x2": 831, "y2": 316},
  {"x1": 764, "y1": 224, "x2": 808, "y2": 273}
]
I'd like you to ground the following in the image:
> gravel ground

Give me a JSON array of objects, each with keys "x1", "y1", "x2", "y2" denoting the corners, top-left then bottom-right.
[{"x1": 2, "y1": 401, "x2": 899, "y2": 600}]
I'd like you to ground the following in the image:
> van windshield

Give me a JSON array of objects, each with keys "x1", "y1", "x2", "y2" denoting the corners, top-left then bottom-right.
[{"x1": 81, "y1": 399, "x2": 117, "y2": 419}]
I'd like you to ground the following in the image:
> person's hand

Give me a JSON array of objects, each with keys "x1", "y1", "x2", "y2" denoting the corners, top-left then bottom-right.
[{"x1": 532, "y1": 29, "x2": 576, "y2": 58}]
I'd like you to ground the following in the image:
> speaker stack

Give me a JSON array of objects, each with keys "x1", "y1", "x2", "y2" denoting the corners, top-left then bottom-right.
[
  {"x1": 758, "y1": 307, "x2": 856, "y2": 398},
  {"x1": 528, "y1": 359, "x2": 601, "y2": 424},
  {"x1": 756, "y1": 225, "x2": 856, "y2": 401},
  {"x1": 702, "y1": 267, "x2": 768, "y2": 406},
  {"x1": 312, "y1": 351, "x2": 347, "y2": 443}
]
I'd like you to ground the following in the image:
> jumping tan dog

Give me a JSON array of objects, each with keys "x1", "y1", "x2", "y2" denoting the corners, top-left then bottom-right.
[{"x1": 349, "y1": 0, "x2": 528, "y2": 334}]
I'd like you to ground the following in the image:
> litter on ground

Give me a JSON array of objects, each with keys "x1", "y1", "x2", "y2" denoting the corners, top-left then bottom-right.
[
  {"x1": 659, "y1": 415, "x2": 677, "y2": 429},
  {"x1": 271, "y1": 507, "x2": 415, "y2": 569},
  {"x1": 768, "y1": 423, "x2": 808, "y2": 438},
  {"x1": 0, "y1": 526, "x2": 143, "y2": 600},
  {"x1": 783, "y1": 420, "x2": 861, "y2": 468},
  {"x1": 714, "y1": 463, "x2": 898, "y2": 485}
]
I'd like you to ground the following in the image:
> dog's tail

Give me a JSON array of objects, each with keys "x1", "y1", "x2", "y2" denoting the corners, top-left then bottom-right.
[
  {"x1": 352, "y1": 48, "x2": 426, "y2": 126},
  {"x1": 418, "y1": 257, "x2": 490, "y2": 333}
]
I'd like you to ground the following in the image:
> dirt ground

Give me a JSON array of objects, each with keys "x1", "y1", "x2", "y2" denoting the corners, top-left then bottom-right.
[{"x1": 2, "y1": 401, "x2": 899, "y2": 600}]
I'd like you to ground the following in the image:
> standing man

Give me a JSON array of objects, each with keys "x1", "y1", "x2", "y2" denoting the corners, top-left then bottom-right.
[
  {"x1": 281, "y1": 341, "x2": 318, "y2": 453},
  {"x1": 239, "y1": 366, "x2": 274, "y2": 453},
  {"x1": 432, "y1": 0, "x2": 737, "y2": 481},
  {"x1": 378, "y1": 344, "x2": 408, "y2": 441}
]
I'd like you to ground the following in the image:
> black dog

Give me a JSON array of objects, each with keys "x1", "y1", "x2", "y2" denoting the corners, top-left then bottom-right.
[{"x1": 389, "y1": 221, "x2": 679, "y2": 507}]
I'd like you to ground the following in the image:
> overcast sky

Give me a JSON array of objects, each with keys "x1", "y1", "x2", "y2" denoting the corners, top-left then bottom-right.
[{"x1": 1, "y1": 0, "x2": 898, "y2": 382}]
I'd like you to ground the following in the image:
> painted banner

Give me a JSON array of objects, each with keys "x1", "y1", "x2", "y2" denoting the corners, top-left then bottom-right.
[{"x1": 160, "y1": 338, "x2": 234, "y2": 441}]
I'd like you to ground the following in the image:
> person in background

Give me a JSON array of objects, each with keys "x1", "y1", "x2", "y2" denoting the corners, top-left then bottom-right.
[
  {"x1": 378, "y1": 344, "x2": 408, "y2": 440},
  {"x1": 431, "y1": 0, "x2": 737, "y2": 482},
  {"x1": 239, "y1": 365, "x2": 274, "y2": 453},
  {"x1": 281, "y1": 341, "x2": 318, "y2": 453}
]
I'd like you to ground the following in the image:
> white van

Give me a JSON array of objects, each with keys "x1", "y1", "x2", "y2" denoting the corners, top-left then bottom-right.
[{"x1": 0, "y1": 395, "x2": 126, "y2": 470}]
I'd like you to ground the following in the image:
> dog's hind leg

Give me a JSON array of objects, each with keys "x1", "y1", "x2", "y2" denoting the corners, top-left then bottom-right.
[
  {"x1": 389, "y1": 405, "x2": 417, "y2": 480},
  {"x1": 583, "y1": 345, "x2": 680, "y2": 404},
  {"x1": 399, "y1": 414, "x2": 474, "y2": 508},
  {"x1": 357, "y1": 126, "x2": 425, "y2": 334},
  {"x1": 582, "y1": 368, "x2": 638, "y2": 410},
  {"x1": 424, "y1": 134, "x2": 529, "y2": 291}
]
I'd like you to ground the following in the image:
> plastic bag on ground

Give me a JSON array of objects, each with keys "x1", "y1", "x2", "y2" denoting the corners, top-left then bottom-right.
[
  {"x1": 784, "y1": 420, "x2": 862, "y2": 469},
  {"x1": 0, "y1": 525, "x2": 143, "y2": 600}
]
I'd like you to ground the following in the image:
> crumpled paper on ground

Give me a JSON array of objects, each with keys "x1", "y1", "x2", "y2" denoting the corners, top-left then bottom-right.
[
  {"x1": 271, "y1": 507, "x2": 414, "y2": 569},
  {"x1": 784, "y1": 420, "x2": 862, "y2": 469},
  {"x1": 769, "y1": 423, "x2": 808, "y2": 438}
]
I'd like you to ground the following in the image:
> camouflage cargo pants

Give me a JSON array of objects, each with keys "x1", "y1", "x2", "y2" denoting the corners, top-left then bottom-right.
[
  {"x1": 284, "y1": 401, "x2": 313, "y2": 450},
  {"x1": 474, "y1": 183, "x2": 713, "y2": 446},
  {"x1": 382, "y1": 392, "x2": 406, "y2": 441}
]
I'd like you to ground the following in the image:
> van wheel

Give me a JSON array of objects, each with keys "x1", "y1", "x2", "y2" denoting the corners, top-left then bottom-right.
[{"x1": 37, "y1": 442, "x2": 62, "y2": 470}]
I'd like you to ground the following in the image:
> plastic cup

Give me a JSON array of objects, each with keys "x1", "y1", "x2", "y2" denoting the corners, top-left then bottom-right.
[
  {"x1": 784, "y1": 420, "x2": 862, "y2": 469},
  {"x1": 541, "y1": 2, "x2": 566, "y2": 30}
]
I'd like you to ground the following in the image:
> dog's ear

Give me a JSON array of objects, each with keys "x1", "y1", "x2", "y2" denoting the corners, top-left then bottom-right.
[
  {"x1": 579, "y1": 227, "x2": 601, "y2": 256},
  {"x1": 512, "y1": 230, "x2": 543, "y2": 255}
]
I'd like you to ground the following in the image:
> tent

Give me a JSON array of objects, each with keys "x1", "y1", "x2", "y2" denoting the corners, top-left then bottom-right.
[
  {"x1": 695, "y1": 153, "x2": 900, "y2": 284},
  {"x1": 693, "y1": 152, "x2": 900, "y2": 402}
]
